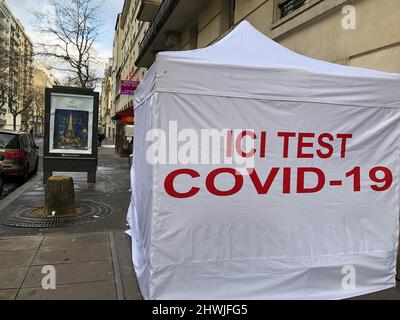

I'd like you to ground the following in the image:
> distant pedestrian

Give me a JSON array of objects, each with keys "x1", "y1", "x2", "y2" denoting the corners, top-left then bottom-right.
[{"x1": 98, "y1": 132, "x2": 105, "y2": 147}]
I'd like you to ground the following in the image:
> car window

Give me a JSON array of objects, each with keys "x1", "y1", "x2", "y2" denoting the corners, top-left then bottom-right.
[{"x1": 0, "y1": 133, "x2": 20, "y2": 149}]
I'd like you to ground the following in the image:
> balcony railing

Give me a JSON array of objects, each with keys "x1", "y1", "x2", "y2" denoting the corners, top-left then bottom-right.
[
  {"x1": 137, "y1": 0, "x2": 179, "y2": 65},
  {"x1": 0, "y1": 29, "x2": 7, "y2": 40},
  {"x1": 0, "y1": 18, "x2": 7, "y2": 30},
  {"x1": 279, "y1": 0, "x2": 306, "y2": 18},
  {"x1": 137, "y1": 0, "x2": 161, "y2": 22}
]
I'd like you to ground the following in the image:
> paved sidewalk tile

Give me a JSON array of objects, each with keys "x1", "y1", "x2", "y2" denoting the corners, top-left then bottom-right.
[
  {"x1": 0, "y1": 267, "x2": 29, "y2": 289},
  {"x1": 32, "y1": 244, "x2": 111, "y2": 265},
  {"x1": 0, "y1": 289, "x2": 18, "y2": 300},
  {"x1": 17, "y1": 280, "x2": 117, "y2": 300},
  {"x1": 0, "y1": 236, "x2": 43, "y2": 251},
  {"x1": 0, "y1": 250, "x2": 37, "y2": 268},
  {"x1": 40, "y1": 233, "x2": 109, "y2": 250},
  {"x1": 22, "y1": 261, "x2": 114, "y2": 288}
]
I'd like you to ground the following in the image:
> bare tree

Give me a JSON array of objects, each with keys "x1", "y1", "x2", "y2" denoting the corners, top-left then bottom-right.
[
  {"x1": 34, "y1": 0, "x2": 103, "y2": 88},
  {"x1": 31, "y1": 87, "x2": 46, "y2": 137}
]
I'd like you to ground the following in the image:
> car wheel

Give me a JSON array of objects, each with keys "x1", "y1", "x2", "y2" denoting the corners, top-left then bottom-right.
[
  {"x1": 19, "y1": 165, "x2": 29, "y2": 185},
  {"x1": 33, "y1": 159, "x2": 39, "y2": 174}
]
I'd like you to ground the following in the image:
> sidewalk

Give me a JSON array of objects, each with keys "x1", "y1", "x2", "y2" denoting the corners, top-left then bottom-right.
[
  {"x1": 0, "y1": 147, "x2": 141, "y2": 300},
  {"x1": 0, "y1": 232, "x2": 140, "y2": 300}
]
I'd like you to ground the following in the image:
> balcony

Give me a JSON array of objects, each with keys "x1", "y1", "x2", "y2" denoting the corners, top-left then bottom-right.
[
  {"x1": 278, "y1": 0, "x2": 306, "y2": 18},
  {"x1": 136, "y1": 0, "x2": 208, "y2": 67},
  {"x1": 0, "y1": 30, "x2": 7, "y2": 40},
  {"x1": 137, "y1": 0, "x2": 162, "y2": 22},
  {"x1": 0, "y1": 18, "x2": 7, "y2": 30}
]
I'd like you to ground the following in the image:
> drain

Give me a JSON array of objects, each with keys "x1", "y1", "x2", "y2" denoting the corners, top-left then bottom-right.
[{"x1": 4, "y1": 200, "x2": 112, "y2": 228}]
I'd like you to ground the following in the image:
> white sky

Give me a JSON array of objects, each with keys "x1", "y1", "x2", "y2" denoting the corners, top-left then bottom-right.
[{"x1": 6, "y1": 0, "x2": 124, "y2": 85}]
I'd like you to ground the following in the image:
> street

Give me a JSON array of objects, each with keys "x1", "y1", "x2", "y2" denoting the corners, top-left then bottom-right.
[{"x1": 2, "y1": 138, "x2": 43, "y2": 199}]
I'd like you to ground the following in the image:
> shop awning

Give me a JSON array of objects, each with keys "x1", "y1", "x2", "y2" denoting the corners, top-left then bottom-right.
[{"x1": 112, "y1": 106, "x2": 134, "y2": 123}]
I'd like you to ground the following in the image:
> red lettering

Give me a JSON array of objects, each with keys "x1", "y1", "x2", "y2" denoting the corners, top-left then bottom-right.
[
  {"x1": 247, "y1": 167, "x2": 279, "y2": 194},
  {"x1": 316, "y1": 133, "x2": 334, "y2": 159},
  {"x1": 164, "y1": 169, "x2": 200, "y2": 198},
  {"x1": 260, "y1": 131, "x2": 267, "y2": 158},
  {"x1": 337, "y1": 134, "x2": 352, "y2": 158},
  {"x1": 297, "y1": 133, "x2": 315, "y2": 158},
  {"x1": 370, "y1": 166, "x2": 393, "y2": 192},
  {"x1": 236, "y1": 131, "x2": 256, "y2": 158},
  {"x1": 297, "y1": 167, "x2": 325, "y2": 193},
  {"x1": 206, "y1": 168, "x2": 244, "y2": 196},
  {"x1": 278, "y1": 132, "x2": 296, "y2": 158},
  {"x1": 283, "y1": 167, "x2": 291, "y2": 194},
  {"x1": 346, "y1": 167, "x2": 361, "y2": 192}
]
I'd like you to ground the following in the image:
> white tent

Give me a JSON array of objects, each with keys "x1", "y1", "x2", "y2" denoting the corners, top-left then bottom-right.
[{"x1": 128, "y1": 21, "x2": 400, "y2": 299}]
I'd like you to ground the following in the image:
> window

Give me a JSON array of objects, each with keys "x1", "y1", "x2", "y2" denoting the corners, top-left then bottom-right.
[
  {"x1": 0, "y1": 133, "x2": 20, "y2": 149},
  {"x1": 278, "y1": 0, "x2": 306, "y2": 19}
]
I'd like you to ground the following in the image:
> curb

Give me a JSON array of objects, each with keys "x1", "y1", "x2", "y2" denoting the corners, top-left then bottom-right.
[{"x1": 0, "y1": 174, "x2": 41, "y2": 212}]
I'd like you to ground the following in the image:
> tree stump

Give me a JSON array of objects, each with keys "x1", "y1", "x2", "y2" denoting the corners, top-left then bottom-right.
[{"x1": 45, "y1": 176, "x2": 75, "y2": 216}]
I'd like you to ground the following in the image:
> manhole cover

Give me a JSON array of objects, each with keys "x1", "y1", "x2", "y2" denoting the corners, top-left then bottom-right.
[{"x1": 4, "y1": 200, "x2": 112, "y2": 228}]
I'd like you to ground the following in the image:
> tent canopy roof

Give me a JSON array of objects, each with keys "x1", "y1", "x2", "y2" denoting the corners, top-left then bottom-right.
[{"x1": 135, "y1": 21, "x2": 400, "y2": 108}]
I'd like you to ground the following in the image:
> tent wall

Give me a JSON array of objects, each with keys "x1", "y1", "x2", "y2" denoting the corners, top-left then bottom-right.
[
  {"x1": 145, "y1": 92, "x2": 400, "y2": 299},
  {"x1": 129, "y1": 96, "x2": 156, "y2": 299},
  {"x1": 129, "y1": 22, "x2": 400, "y2": 300}
]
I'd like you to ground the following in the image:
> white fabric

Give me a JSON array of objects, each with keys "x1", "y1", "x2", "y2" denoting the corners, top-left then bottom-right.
[{"x1": 128, "y1": 21, "x2": 400, "y2": 300}]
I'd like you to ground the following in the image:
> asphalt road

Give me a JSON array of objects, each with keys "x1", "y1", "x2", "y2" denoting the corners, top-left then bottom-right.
[{"x1": 2, "y1": 137, "x2": 43, "y2": 199}]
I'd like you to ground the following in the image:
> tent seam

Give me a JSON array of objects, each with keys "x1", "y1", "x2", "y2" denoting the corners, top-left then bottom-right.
[{"x1": 149, "y1": 88, "x2": 400, "y2": 109}]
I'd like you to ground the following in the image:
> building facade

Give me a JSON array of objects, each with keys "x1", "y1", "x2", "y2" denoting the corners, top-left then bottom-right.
[
  {"x1": 110, "y1": 0, "x2": 150, "y2": 156},
  {"x1": 135, "y1": 0, "x2": 400, "y2": 76},
  {"x1": 0, "y1": 0, "x2": 33, "y2": 131},
  {"x1": 31, "y1": 61, "x2": 58, "y2": 137},
  {"x1": 100, "y1": 58, "x2": 115, "y2": 143}
]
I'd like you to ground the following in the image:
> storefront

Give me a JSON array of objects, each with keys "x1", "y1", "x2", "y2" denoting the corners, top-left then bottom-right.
[{"x1": 112, "y1": 104, "x2": 134, "y2": 157}]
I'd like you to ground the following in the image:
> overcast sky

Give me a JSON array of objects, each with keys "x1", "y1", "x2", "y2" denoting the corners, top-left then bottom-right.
[{"x1": 6, "y1": 0, "x2": 123, "y2": 81}]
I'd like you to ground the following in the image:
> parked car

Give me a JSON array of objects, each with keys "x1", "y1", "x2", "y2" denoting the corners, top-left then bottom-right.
[{"x1": 0, "y1": 131, "x2": 39, "y2": 184}]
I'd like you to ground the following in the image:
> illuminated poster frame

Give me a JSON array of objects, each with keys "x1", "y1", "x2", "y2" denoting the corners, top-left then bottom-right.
[{"x1": 43, "y1": 86, "x2": 99, "y2": 183}]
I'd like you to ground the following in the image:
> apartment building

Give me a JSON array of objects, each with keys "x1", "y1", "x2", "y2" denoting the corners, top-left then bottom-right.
[
  {"x1": 111, "y1": 0, "x2": 150, "y2": 156},
  {"x1": 0, "y1": 0, "x2": 33, "y2": 131},
  {"x1": 135, "y1": 0, "x2": 400, "y2": 75},
  {"x1": 31, "y1": 61, "x2": 58, "y2": 136},
  {"x1": 100, "y1": 58, "x2": 115, "y2": 143}
]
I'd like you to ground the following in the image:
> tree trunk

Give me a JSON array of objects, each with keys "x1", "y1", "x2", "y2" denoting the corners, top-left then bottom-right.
[
  {"x1": 45, "y1": 176, "x2": 75, "y2": 216},
  {"x1": 13, "y1": 115, "x2": 16, "y2": 131}
]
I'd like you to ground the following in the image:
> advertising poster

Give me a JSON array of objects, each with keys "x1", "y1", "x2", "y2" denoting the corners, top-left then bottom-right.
[{"x1": 49, "y1": 93, "x2": 94, "y2": 155}]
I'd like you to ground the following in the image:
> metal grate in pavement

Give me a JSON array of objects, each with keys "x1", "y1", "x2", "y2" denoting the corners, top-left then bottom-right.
[{"x1": 4, "y1": 200, "x2": 112, "y2": 228}]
